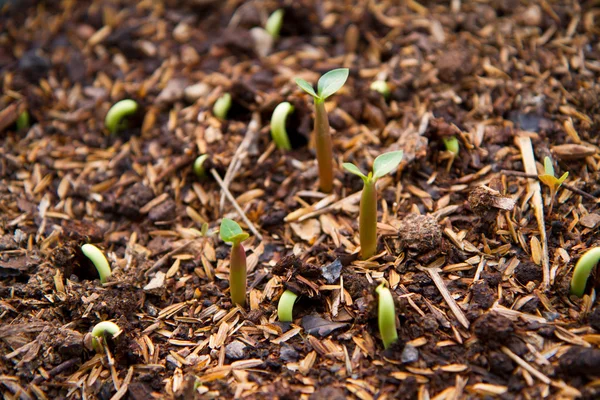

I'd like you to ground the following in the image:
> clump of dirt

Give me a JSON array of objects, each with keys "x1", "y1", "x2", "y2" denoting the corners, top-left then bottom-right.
[
  {"x1": 272, "y1": 255, "x2": 323, "y2": 296},
  {"x1": 396, "y1": 213, "x2": 442, "y2": 253},
  {"x1": 559, "y1": 347, "x2": 600, "y2": 377},
  {"x1": 473, "y1": 312, "x2": 515, "y2": 348},
  {"x1": 515, "y1": 262, "x2": 543, "y2": 285}
]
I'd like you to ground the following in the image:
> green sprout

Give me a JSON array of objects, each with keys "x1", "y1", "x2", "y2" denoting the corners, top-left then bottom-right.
[
  {"x1": 376, "y1": 282, "x2": 398, "y2": 349},
  {"x1": 443, "y1": 136, "x2": 459, "y2": 157},
  {"x1": 270, "y1": 102, "x2": 293, "y2": 150},
  {"x1": 81, "y1": 244, "x2": 111, "y2": 283},
  {"x1": 213, "y1": 93, "x2": 232, "y2": 120},
  {"x1": 220, "y1": 218, "x2": 250, "y2": 306},
  {"x1": 370, "y1": 80, "x2": 390, "y2": 99},
  {"x1": 16, "y1": 110, "x2": 30, "y2": 131},
  {"x1": 105, "y1": 99, "x2": 138, "y2": 134},
  {"x1": 538, "y1": 156, "x2": 568, "y2": 215},
  {"x1": 90, "y1": 321, "x2": 122, "y2": 353},
  {"x1": 343, "y1": 151, "x2": 403, "y2": 259},
  {"x1": 296, "y1": 68, "x2": 349, "y2": 193},
  {"x1": 193, "y1": 154, "x2": 208, "y2": 178},
  {"x1": 570, "y1": 247, "x2": 600, "y2": 298},
  {"x1": 278, "y1": 290, "x2": 298, "y2": 322},
  {"x1": 265, "y1": 9, "x2": 284, "y2": 39}
]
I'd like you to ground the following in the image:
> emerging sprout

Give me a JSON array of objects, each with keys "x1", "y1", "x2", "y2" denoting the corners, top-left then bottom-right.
[
  {"x1": 213, "y1": 93, "x2": 232, "y2": 120},
  {"x1": 105, "y1": 99, "x2": 138, "y2": 134},
  {"x1": 376, "y1": 282, "x2": 398, "y2": 349},
  {"x1": 343, "y1": 151, "x2": 404, "y2": 259},
  {"x1": 265, "y1": 9, "x2": 284, "y2": 39},
  {"x1": 370, "y1": 80, "x2": 390, "y2": 99},
  {"x1": 538, "y1": 156, "x2": 568, "y2": 215},
  {"x1": 296, "y1": 68, "x2": 349, "y2": 193},
  {"x1": 570, "y1": 247, "x2": 600, "y2": 298},
  {"x1": 81, "y1": 244, "x2": 111, "y2": 283},
  {"x1": 16, "y1": 110, "x2": 30, "y2": 131},
  {"x1": 89, "y1": 321, "x2": 122, "y2": 353},
  {"x1": 220, "y1": 218, "x2": 250, "y2": 306},
  {"x1": 278, "y1": 290, "x2": 298, "y2": 322},
  {"x1": 443, "y1": 136, "x2": 459, "y2": 157},
  {"x1": 193, "y1": 154, "x2": 208, "y2": 178},
  {"x1": 270, "y1": 102, "x2": 293, "y2": 150}
]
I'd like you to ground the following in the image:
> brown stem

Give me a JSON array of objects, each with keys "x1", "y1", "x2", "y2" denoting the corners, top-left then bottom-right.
[
  {"x1": 314, "y1": 100, "x2": 334, "y2": 193},
  {"x1": 230, "y1": 242, "x2": 247, "y2": 306},
  {"x1": 360, "y1": 178, "x2": 377, "y2": 259}
]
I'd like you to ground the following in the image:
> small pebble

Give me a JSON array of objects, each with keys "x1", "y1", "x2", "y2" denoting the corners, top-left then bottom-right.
[
  {"x1": 280, "y1": 344, "x2": 299, "y2": 362},
  {"x1": 225, "y1": 340, "x2": 247, "y2": 360},
  {"x1": 401, "y1": 344, "x2": 419, "y2": 363}
]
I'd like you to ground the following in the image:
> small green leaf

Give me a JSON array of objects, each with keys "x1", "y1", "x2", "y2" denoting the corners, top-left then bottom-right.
[
  {"x1": 295, "y1": 78, "x2": 319, "y2": 98},
  {"x1": 265, "y1": 9, "x2": 284, "y2": 39},
  {"x1": 220, "y1": 218, "x2": 249, "y2": 244},
  {"x1": 557, "y1": 171, "x2": 569, "y2": 186},
  {"x1": 342, "y1": 163, "x2": 367, "y2": 181},
  {"x1": 543, "y1": 156, "x2": 555, "y2": 177},
  {"x1": 317, "y1": 68, "x2": 349, "y2": 99},
  {"x1": 443, "y1": 136, "x2": 459, "y2": 156},
  {"x1": 373, "y1": 151, "x2": 403, "y2": 179}
]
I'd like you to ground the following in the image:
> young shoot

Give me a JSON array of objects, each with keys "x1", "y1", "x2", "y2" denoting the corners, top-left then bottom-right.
[
  {"x1": 213, "y1": 93, "x2": 232, "y2": 120},
  {"x1": 343, "y1": 151, "x2": 403, "y2": 259},
  {"x1": 295, "y1": 68, "x2": 349, "y2": 193},
  {"x1": 570, "y1": 247, "x2": 600, "y2": 298},
  {"x1": 376, "y1": 282, "x2": 398, "y2": 349},
  {"x1": 193, "y1": 154, "x2": 208, "y2": 178},
  {"x1": 81, "y1": 244, "x2": 111, "y2": 283},
  {"x1": 270, "y1": 102, "x2": 293, "y2": 150},
  {"x1": 105, "y1": 99, "x2": 138, "y2": 134},
  {"x1": 89, "y1": 321, "x2": 122, "y2": 353},
  {"x1": 370, "y1": 80, "x2": 390, "y2": 99},
  {"x1": 538, "y1": 156, "x2": 568, "y2": 215},
  {"x1": 265, "y1": 9, "x2": 284, "y2": 39},
  {"x1": 220, "y1": 218, "x2": 249, "y2": 306},
  {"x1": 278, "y1": 290, "x2": 298, "y2": 322},
  {"x1": 16, "y1": 110, "x2": 30, "y2": 131},
  {"x1": 443, "y1": 136, "x2": 459, "y2": 157}
]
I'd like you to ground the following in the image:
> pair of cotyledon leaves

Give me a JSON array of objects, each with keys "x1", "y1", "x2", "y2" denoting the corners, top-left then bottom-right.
[
  {"x1": 343, "y1": 151, "x2": 404, "y2": 183},
  {"x1": 295, "y1": 68, "x2": 349, "y2": 102}
]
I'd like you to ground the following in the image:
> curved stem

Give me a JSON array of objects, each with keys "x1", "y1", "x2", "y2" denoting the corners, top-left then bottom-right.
[
  {"x1": 314, "y1": 100, "x2": 334, "y2": 193},
  {"x1": 571, "y1": 247, "x2": 600, "y2": 297},
  {"x1": 81, "y1": 244, "x2": 111, "y2": 283},
  {"x1": 91, "y1": 321, "x2": 121, "y2": 353},
  {"x1": 376, "y1": 283, "x2": 398, "y2": 349},
  {"x1": 360, "y1": 178, "x2": 377, "y2": 259},
  {"x1": 230, "y1": 241, "x2": 247, "y2": 306},
  {"x1": 278, "y1": 290, "x2": 298, "y2": 322}
]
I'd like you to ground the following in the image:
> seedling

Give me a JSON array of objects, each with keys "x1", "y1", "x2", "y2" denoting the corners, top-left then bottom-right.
[
  {"x1": 105, "y1": 99, "x2": 138, "y2": 134},
  {"x1": 370, "y1": 80, "x2": 390, "y2": 99},
  {"x1": 265, "y1": 9, "x2": 284, "y2": 39},
  {"x1": 193, "y1": 154, "x2": 208, "y2": 178},
  {"x1": 89, "y1": 321, "x2": 122, "y2": 353},
  {"x1": 220, "y1": 218, "x2": 249, "y2": 306},
  {"x1": 443, "y1": 136, "x2": 459, "y2": 157},
  {"x1": 213, "y1": 93, "x2": 232, "y2": 120},
  {"x1": 570, "y1": 247, "x2": 600, "y2": 298},
  {"x1": 16, "y1": 110, "x2": 30, "y2": 131},
  {"x1": 376, "y1": 282, "x2": 398, "y2": 349},
  {"x1": 270, "y1": 102, "x2": 293, "y2": 150},
  {"x1": 81, "y1": 244, "x2": 111, "y2": 283},
  {"x1": 538, "y1": 156, "x2": 568, "y2": 215},
  {"x1": 278, "y1": 290, "x2": 298, "y2": 322},
  {"x1": 343, "y1": 150, "x2": 403, "y2": 259},
  {"x1": 296, "y1": 68, "x2": 349, "y2": 193}
]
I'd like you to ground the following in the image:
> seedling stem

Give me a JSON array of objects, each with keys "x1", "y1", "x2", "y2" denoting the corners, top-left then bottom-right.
[{"x1": 570, "y1": 247, "x2": 600, "y2": 298}]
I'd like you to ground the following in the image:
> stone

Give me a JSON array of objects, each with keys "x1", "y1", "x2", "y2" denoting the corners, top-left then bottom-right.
[{"x1": 225, "y1": 340, "x2": 247, "y2": 360}]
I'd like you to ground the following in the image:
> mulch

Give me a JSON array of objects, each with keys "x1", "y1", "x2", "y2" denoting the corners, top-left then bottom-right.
[{"x1": 1, "y1": 0, "x2": 600, "y2": 399}]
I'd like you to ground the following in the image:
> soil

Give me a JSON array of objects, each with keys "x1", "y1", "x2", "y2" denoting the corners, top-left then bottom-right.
[{"x1": 1, "y1": 0, "x2": 600, "y2": 399}]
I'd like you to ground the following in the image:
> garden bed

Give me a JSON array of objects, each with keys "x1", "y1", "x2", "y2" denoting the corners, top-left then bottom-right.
[{"x1": 1, "y1": 0, "x2": 600, "y2": 399}]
